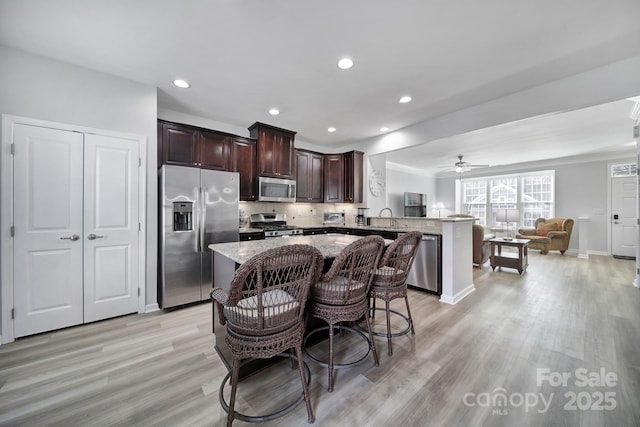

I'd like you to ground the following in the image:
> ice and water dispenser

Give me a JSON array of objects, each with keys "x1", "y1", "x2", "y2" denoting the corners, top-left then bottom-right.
[{"x1": 173, "y1": 202, "x2": 193, "y2": 231}]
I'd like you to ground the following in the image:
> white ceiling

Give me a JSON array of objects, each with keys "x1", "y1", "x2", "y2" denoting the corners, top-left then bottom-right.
[{"x1": 1, "y1": 0, "x2": 639, "y2": 174}]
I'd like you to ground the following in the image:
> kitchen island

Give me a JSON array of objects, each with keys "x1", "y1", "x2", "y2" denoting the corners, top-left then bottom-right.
[{"x1": 208, "y1": 233, "x2": 392, "y2": 373}]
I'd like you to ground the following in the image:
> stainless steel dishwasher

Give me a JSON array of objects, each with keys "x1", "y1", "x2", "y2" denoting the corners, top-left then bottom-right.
[{"x1": 404, "y1": 233, "x2": 441, "y2": 295}]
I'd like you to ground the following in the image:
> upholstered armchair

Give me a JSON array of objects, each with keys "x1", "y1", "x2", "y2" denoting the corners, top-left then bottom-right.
[{"x1": 516, "y1": 218, "x2": 574, "y2": 255}]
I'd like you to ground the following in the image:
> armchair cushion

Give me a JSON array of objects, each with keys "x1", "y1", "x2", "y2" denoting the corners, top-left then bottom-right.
[{"x1": 536, "y1": 222, "x2": 558, "y2": 237}]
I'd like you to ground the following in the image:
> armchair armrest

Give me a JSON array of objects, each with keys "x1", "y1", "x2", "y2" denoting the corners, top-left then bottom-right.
[
  {"x1": 210, "y1": 288, "x2": 229, "y2": 326},
  {"x1": 547, "y1": 231, "x2": 568, "y2": 239},
  {"x1": 210, "y1": 287, "x2": 229, "y2": 305},
  {"x1": 517, "y1": 228, "x2": 536, "y2": 236}
]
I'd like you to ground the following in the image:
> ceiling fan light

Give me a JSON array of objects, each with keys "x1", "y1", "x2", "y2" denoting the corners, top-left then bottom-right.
[{"x1": 455, "y1": 166, "x2": 463, "y2": 173}]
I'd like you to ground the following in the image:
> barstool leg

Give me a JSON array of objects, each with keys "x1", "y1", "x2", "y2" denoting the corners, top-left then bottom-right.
[
  {"x1": 404, "y1": 295, "x2": 415, "y2": 335},
  {"x1": 385, "y1": 300, "x2": 393, "y2": 355},
  {"x1": 371, "y1": 297, "x2": 377, "y2": 321},
  {"x1": 364, "y1": 309, "x2": 380, "y2": 366},
  {"x1": 295, "y1": 345, "x2": 315, "y2": 423},
  {"x1": 328, "y1": 323, "x2": 335, "y2": 392},
  {"x1": 227, "y1": 359, "x2": 241, "y2": 427}
]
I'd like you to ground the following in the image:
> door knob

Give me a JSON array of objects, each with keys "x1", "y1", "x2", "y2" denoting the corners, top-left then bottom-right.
[
  {"x1": 60, "y1": 234, "x2": 80, "y2": 241},
  {"x1": 87, "y1": 233, "x2": 105, "y2": 240}
]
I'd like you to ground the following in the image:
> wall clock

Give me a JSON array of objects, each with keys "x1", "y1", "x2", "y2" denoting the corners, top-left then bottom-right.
[{"x1": 369, "y1": 170, "x2": 385, "y2": 197}]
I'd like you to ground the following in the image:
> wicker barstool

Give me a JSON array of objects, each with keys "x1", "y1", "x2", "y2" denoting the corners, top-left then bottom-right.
[
  {"x1": 210, "y1": 244, "x2": 323, "y2": 427},
  {"x1": 303, "y1": 235, "x2": 385, "y2": 392},
  {"x1": 368, "y1": 231, "x2": 422, "y2": 356}
]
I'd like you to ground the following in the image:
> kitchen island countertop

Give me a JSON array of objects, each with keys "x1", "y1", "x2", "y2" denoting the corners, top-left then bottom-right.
[{"x1": 209, "y1": 233, "x2": 393, "y2": 265}]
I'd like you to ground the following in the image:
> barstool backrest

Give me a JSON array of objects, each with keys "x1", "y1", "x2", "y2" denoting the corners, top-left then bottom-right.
[
  {"x1": 312, "y1": 235, "x2": 385, "y2": 305},
  {"x1": 221, "y1": 244, "x2": 323, "y2": 336}
]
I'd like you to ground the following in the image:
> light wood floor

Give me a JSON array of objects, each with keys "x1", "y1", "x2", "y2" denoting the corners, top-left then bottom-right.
[{"x1": 1, "y1": 253, "x2": 639, "y2": 426}]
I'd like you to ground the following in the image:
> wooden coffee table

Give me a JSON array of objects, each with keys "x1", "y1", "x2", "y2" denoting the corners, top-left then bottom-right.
[{"x1": 489, "y1": 238, "x2": 530, "y2": 274}]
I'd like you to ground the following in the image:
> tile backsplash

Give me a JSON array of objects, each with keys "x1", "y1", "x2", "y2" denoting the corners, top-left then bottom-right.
[{"x1": 239, "y1": 202, "x2": 366, "y2": 227}]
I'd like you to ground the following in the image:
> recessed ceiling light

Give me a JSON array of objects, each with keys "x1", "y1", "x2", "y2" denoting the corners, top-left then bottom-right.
[
  {"x1": 380, "y1": 127, "x2": 390, "y2": 132},
  {"x1": 173, "y1": 79, "x2": 190, "y2": 88},
  {"x1": 328, "y1": 127, "x2": 336, "y2": 133},
  {"x1": 399, "y1": 96, "x2": 412, "y2": 104},
  {"x1": 269, "y1": 108, "x2": 280, "y2": 115},
  {"x1": 337, "y1": 58, "x2": 353, "y2": 70}
]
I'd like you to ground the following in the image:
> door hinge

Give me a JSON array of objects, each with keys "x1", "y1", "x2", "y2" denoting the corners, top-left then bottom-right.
[
  {"x1": 634, "y1": 125, "x2": 639, "y2": 139},
  {"x1": 138, "y1": 288, "x2": 141, "y2": 297},
  {"x1": 10, "y1": 143, "x2": 15, "y2": 155},
  {"x1": 10, "y1": 226, "x2": 14, "y2": 237},
  {"x1": 138, "y1": 223, "x2": 141, "y2": 231},
  {"x1": 139, "y1": 158, "x2": 142, "y2": 167},
  {"x1": 11, "y1": 308, "x2": 15, "y2": 319}
]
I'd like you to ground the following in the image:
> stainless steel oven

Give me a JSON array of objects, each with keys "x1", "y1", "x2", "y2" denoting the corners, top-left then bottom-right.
[{"x1": 258, "y1": 176, "x2": 296, "y2": 202}]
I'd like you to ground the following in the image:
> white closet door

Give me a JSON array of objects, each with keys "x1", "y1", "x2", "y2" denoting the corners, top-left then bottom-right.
[
  {"x1": 13, "y1": 124, "x2": 84, "y2": 337},
  {"x1": 83, "y1": 134, "x2": 140, "y2": 322}
]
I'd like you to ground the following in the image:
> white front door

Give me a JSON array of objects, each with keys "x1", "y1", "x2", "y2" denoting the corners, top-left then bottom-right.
[
  {"x1": 83, "y1": 134, "x2": 140, "y2": 322},
  {"x1": 611, "y1": 176, "x2": 637, "y2": 258},
  {"x1": 13, "y1": 124, "x2": 84, "y2": 337}
]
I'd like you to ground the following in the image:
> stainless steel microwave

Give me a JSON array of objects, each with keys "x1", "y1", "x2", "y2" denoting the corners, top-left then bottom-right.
[{"x1": 258, "y1": 176, "x2": 297, "y2": 202}]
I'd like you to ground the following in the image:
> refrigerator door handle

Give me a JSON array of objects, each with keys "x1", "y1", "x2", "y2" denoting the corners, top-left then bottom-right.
[{"x1": 199, "y1": 187, "x2": 205, "y2": 253}]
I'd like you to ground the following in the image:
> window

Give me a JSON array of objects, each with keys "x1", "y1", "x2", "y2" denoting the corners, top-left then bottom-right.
[
  {"x1": 463, "y1": 180, "x2": 487, "y2": 225},
  {"x1": 611, "y1": 163, "x2": 637, "y2": 177},
  {"x1": 458, "y1": 171, "x2": 554, "y2": 228}
]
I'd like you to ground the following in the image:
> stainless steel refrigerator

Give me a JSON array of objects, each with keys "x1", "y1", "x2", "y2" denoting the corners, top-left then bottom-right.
[{"x1": 159, "y1": 165, "x2": 239, "y2": 308}]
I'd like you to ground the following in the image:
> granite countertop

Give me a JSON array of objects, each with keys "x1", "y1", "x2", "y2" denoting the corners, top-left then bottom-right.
[{"x1": 209, "y1": 234, "x2": 393, "y2": 264}]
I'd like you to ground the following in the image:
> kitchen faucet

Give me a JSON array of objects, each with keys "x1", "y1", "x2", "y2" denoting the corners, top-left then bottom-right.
[{"x1": 379, "y1": 207, "x2": 393, "y2": 217}]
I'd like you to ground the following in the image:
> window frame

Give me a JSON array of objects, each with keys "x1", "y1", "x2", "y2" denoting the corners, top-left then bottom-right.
[{"x1": 456, "y1": 170, "x2": 555, "y2": 228}]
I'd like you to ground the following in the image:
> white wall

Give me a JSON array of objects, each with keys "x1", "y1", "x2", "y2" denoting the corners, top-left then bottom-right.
[
  {"x1": 0, "y1": 46, "x2": 159, "y2": 323},
  {"x1": 385, "y1": 165, "x2": 436, "y2": 217},
  {"x1": 435, "y1": 156, "x2": 635, "y2": 254}
]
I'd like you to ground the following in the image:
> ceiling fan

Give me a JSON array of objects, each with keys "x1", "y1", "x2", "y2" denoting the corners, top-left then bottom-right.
[{"x1": 441, "y1": 155, "x2": 490, "y2": 174}]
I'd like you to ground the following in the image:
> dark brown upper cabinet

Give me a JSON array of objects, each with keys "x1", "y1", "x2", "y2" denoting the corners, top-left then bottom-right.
[
  {"x1": 158, "y1": 120, "x2": 230, "y2": 170},
  {"x1": 199, "y1": 130, "x2": 230, "y2": 170},
  {"x1": 230, "y1": 137, "x2": 257, "y2": 201},
  {"x1": 161, "y1": 122, "x2": 199, "y2": 167},
  {"x1": 248, "y1": 122, "x2": 296, "y2": 179},
  {"x1": 323, "y1": 154, "x2": 344, "y2": 203},
  {"x1": 343, "y1": 151, "x2": 364, "y2": 203},
  {"x1": 295, "y1": 149, "x2": 324, "y2": 202}
]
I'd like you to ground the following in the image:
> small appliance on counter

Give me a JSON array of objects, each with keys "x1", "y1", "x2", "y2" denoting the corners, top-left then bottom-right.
[
  {"x1": 250, "y1": 213, "x2": 303, "y2": 237},
  {"x1": 323, "y1": 211, "x2": 345, "y2": 226},
  {"x1": 355, "y1": 207, "x2": 369, "y2": 226}
]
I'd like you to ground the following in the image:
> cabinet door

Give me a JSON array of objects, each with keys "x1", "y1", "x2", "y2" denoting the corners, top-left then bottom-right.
[
  {"x1": 256, "y1": 128, "x2": 277, "y2": 177},
  {"x1": 344, "y1": 151, "x2": 363, "y2": 203},
  {"x1": 324, "y1": 154, "x2": 344, "y2": 202},
  {"x1": 230, "y1": 137, "x2": 257, "y2": 201},
  {"x1": 163, "y1": 123, "x2": 199, "y2": 167},
  {"x1": 276, "y1": 131, "x2": 295, "y2": 178},
  {"x1": 309, "y1": 152, "x2": 324, "y2": 202},
  {"x1": 295, "y1": 150, "x2": 311, "y2": 201},
  {"x1": 199, "y1": 130, "x2": 229, "y2": 170}
]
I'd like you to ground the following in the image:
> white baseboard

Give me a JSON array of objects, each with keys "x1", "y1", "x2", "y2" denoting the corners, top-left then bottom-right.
[
  {"x1": 440, "y1": 284, "x2": 475, "y2": 305},
  {"x1": 587, "y1": 250, "x2": 609, "y2": 257},
  {"x1": 145, "y1": 303, "x2": 160, "y2": 313}
]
